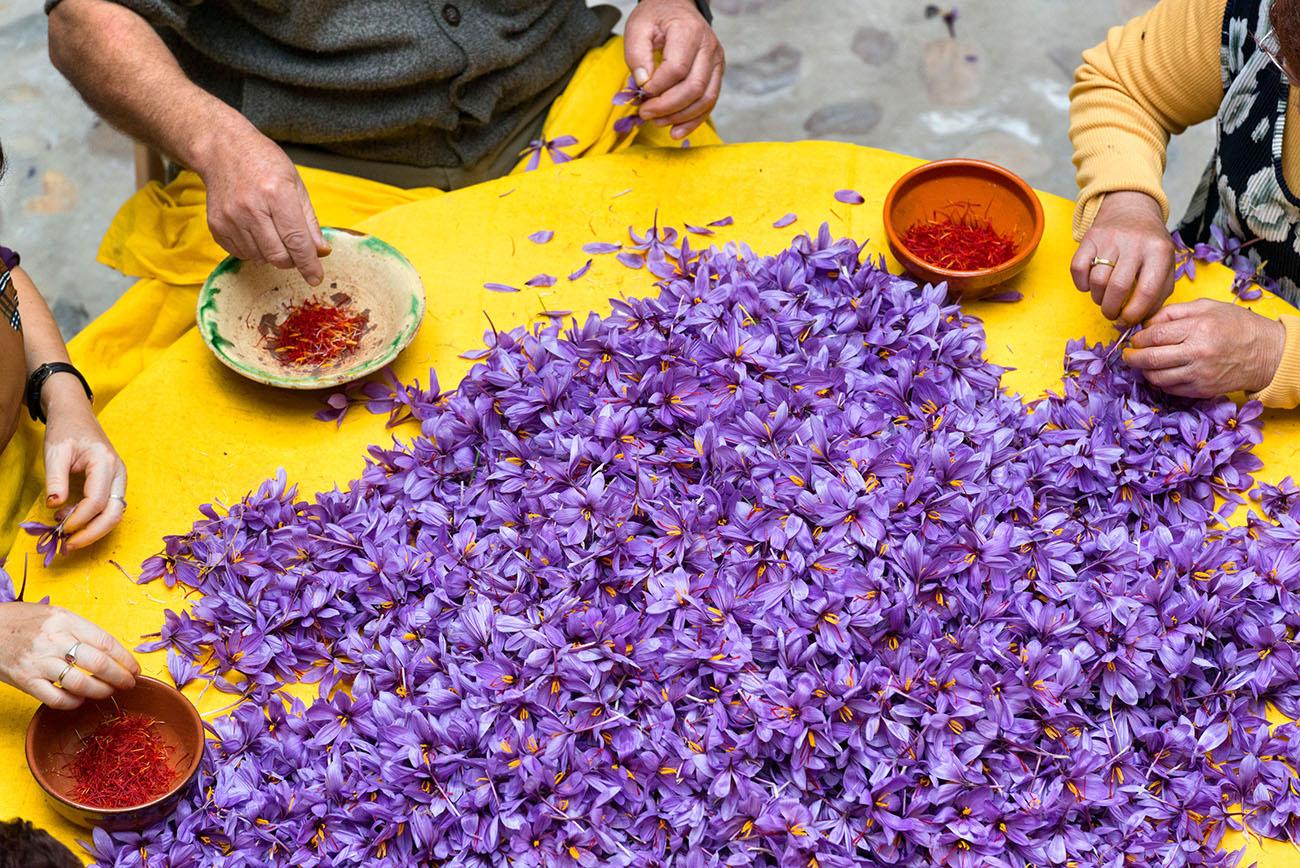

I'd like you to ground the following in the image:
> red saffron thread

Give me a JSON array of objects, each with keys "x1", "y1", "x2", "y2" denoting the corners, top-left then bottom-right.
[
  {"x1": 901, "y1": 202, "x2": 1019, "y2": 271},
  {"x1": 66, "y1": 713, "x2": 175, "y2": 808},
  {"x1": 272, "y1": 296, "x2": 369, "y2": 368}
]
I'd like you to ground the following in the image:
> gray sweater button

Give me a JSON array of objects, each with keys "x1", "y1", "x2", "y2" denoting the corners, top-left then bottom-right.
[{"x1": 442, "y1": 4, "x2": 461, "y2": 25}]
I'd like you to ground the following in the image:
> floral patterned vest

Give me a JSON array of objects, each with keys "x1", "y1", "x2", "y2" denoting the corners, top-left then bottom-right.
[{"x1": 1178, "y1": 0, "x2": 1300, "y2": 306}]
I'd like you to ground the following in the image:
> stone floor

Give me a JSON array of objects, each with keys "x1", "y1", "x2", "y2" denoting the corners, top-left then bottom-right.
[{"x1": 0, "y1": 0, "x2": 1213, "y2": 337}]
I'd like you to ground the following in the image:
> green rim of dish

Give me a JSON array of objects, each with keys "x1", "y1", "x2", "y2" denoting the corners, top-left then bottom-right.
[{"x1": 195, "y1": 227, "x2": 426, "y2": 390}]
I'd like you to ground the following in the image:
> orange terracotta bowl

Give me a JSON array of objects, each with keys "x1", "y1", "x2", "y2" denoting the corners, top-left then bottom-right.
[
  {"x1": 26, "y1": 675, "x2": 205, "y2": 831},
  {"x1": 883, "y1": 158, "x2": 1045, "y2": 299}
]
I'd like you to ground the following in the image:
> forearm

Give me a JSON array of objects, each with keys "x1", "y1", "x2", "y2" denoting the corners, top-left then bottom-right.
[
  {"x1": 1069, "y1": 0, "x2": 1226, "y2": 239},
  {"x1": 11, "y1": 268, "x2": 90, "y2": 417},
  {"x1": 47, "y1": 0, "x2": 255, "y2": 173}
]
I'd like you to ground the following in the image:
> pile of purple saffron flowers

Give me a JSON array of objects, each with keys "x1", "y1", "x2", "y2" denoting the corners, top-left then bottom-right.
[{"x1": 95, "y1": 226, "x2": 1300, "y2": 867}]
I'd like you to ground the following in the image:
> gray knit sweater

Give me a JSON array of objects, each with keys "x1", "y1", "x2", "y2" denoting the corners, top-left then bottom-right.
[{"x1": 46, "y1": 0, "x2": 636, "y2": 168}]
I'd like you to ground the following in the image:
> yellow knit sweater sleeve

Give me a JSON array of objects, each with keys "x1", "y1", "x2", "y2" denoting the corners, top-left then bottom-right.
[{"x1": 1069, "y1": 0, "x2": 1227, "y2": 239}]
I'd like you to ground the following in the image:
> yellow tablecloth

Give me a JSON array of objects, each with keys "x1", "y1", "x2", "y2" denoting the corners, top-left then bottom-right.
[{"x1": 3, "y1": 142, "x2": 1298, "y2": 864}]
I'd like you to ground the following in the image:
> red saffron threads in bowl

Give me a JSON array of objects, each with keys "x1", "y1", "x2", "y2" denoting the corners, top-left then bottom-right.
[
  {"x1": 272, "y1": 296, "x2": 369, "y2": 368},
  {"x1": 901, "y1": 203, "x2": 1019, "y2": 271},
  {"x1": 67, "y1": 713, "x2": 175, "y2": 808}
]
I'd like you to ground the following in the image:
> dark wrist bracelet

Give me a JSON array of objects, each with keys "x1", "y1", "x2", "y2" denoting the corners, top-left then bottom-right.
[{"x1": 26, "y1": 362, "x2": 93, "y2": 424}]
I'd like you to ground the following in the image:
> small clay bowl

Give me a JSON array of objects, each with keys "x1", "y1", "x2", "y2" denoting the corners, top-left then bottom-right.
[
  {"x1": 196, "y1": 226, "x2": 426, "y2": 390},
  {"x1": 883, "y1": 158, "x2": 1045, "y2": 299},
  {"x1": 26, "y1": 675, "x2": 205, "y2": 831}
]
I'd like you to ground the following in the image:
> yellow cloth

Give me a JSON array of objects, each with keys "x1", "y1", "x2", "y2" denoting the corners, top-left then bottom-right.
[
  {"x1": 4, "y1": 141, "x2": 1300, "y2": 865},
  {"x1": 1068, "y1": 0, "x2": 1300, "y2": 409},
  {"x1": 0, "y1": 34, "x2": 718, "y2": 555}
]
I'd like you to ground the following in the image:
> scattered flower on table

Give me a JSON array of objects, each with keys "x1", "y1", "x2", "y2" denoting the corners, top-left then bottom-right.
[
  {"x1": 525, "y1": 274, "x2": 557, "y2": 288},
  {"x1": 519, "y1": 135, "x2": 578, "y2": 172},
  {"x1": 484, "y1": 282, "x2": 520, "y2": 293},
  {"x1": 1172, "y1": 225, "x2": 1276, "y2": 301},
  {"x1": 20, "y1": 520, "x2": 67, "y2": 568},
  {"x1": 528, "y1": 230, "x2": 554, "y2": 245},
  {"x1": 108, "y1": 223, "x2": 1300, "y2": 868},
  {"x1": 773, "y1": 213, "x2": 798, "y2": 228}
]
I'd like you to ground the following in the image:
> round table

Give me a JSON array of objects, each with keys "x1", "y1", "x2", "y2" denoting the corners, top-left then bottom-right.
[{"x1": 3, "y1": 142, "x2": 1297, "y2": 863}]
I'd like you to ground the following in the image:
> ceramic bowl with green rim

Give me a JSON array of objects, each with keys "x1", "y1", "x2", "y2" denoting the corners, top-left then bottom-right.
[{"x1": 196, "y1": 227, "x2": 425, "y2": 390}]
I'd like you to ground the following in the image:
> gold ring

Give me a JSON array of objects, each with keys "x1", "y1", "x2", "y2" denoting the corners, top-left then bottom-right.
[
  {"x1": 54, "y1": 662, "x2": 74, "y2": 688},
  {"x1": 1091, "y1": 256, "x2": 1118, "y2": 269}
]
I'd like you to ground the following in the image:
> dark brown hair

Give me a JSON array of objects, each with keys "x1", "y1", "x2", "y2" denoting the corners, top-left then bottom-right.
[
  {"x1": 1273, "y1": 0, "x2": 1300, "y2": 77},
  {"x1": 0, "y1": 820, "x2": 80, "y2": 868}
]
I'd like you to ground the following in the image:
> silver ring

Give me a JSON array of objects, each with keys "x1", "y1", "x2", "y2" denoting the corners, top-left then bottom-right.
[
  {"x1": 54, "y1": 662, "x2": 74, "y2": 688},
  {"x1": 1091, "y1": 256, "x2": 1118, "y2": 269},
  {"x1": 64, "y1": 641, "x2": 81, "y2": 665},
  {"x1": 109, "y1": 495, "x2": 127, "y2": 508}
]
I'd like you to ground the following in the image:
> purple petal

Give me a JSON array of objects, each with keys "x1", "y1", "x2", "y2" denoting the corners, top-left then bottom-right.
[
  {"x1": 834, "y1": 189, "x2": 865, "y2": 205},
  {"x1": 981, "y1": 290, "x2": 1024, "y2": 304},
  {"x1": 528, "y1": 230, "x2": 554, "y2": 245},
  {"x1": 484, "y1": 282, "x2": 521, "y2": 293},
  {"x1": 568, "y1": 259, "x2": 594, "y2": 281},
  {"x1": 685, "y1": 224, "x2": 714, "y2": 237},
  {"x1": 583, "y1": 242, "x2": 622, "y2": 255},
  {"x1": 706, "y1": 217, "x2": 734, "y2": 227},
  {"x1": 526, "y1": 274, "x2": 557, "y2": 288},
  {"x1": 616, "y1": 251, "x2": 645, "y2": 270},
  {"x1": 773, "y1": 213, "x2": 798, "y2": 228}
]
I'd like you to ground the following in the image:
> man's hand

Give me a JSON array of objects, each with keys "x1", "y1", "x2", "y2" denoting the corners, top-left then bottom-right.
[
  {"x1": 625, "y1": 0, "x2": 725, "y2": 141},
  {"x1": 1070, "y1": 191, "x2": 1176, "y2": 327},
  {"x1": 1125, "y1": 299, "x2": 1286, "y2": 398},
  {"x1": 193, "y1": 120, "x2": 330, "y2": 285},
  {"x1": 48, "y1": 0, "x2": 330, "y2": 284}
]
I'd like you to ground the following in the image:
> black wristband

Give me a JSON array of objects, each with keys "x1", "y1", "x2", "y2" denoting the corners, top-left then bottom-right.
[{"x1": 26, "y1": 362, "x2": 93, "y2": 423}]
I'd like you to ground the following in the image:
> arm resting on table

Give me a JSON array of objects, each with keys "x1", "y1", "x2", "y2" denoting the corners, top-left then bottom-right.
[{"x1": 1069, "y1": 0, "x2": 1226, "y2": 240}]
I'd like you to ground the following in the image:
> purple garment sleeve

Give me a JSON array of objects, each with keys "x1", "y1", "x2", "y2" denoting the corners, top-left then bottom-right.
[{"x1": 0, "y1": 246, "x2": 18, "y2": 271}]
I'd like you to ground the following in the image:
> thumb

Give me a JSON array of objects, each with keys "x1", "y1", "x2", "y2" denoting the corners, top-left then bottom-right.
[
  {"x1": 44, "y1": 444, "x2": 71, "y2": 509},
  {"x1": 623, "y1": 16, "x2": 658, "y2": 86}
]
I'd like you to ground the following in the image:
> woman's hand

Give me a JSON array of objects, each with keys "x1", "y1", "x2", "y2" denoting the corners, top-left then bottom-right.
[
  {"x1": 42, "y1": 376, "x2": 127, "y2": 551},
  {"x1": 1124, "y1": 299, "x2": 1286, "y2": 398},
  {"x1": 0, "y1": 602, "x2": 139, "y2": 708},
  {"x1": 624, "y1": 0, "x2": 725, "y2": 141},
  {"x1": 1071, "y1": 191, "x2": 1176, "y2": 326}
]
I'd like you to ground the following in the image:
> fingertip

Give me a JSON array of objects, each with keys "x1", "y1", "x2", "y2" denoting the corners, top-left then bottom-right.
[
  {"x1": 671, "y1": 125, "x2": 690, "y2": 140},
  {"x1": 634, "y1": 67, "x2": 650, "y2": 87}
]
